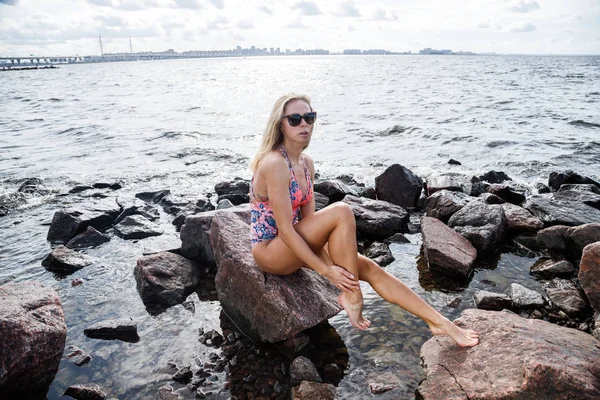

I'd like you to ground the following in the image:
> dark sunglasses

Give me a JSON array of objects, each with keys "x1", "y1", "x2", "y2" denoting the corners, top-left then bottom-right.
[{"x1": 282, "y1": 111, "x2": 317, "y2": 127}]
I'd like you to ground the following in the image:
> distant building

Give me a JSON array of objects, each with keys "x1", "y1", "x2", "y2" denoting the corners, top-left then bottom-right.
[
  {"x1": 419, "y1": 48, "x2": 453, "y2": 55},
  {"x1": 343, "y1": 49, "x2": 362, "y2": 55},
  {"x1": 362, "y1": 49, "x2": 390, "y2": 55}
]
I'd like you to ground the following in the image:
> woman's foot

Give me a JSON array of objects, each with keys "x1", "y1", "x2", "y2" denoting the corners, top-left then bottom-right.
[
  {"x1": 429, "y1": 318, "x2": 479, "y2": 347},
  {"x1": 338, "y1": 293, "x2": 370, "y2": 330}
]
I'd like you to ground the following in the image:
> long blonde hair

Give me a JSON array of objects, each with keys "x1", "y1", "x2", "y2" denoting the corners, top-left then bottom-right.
[{"x1": 250, "y1": 93, "x2": 313, "y2": 171}]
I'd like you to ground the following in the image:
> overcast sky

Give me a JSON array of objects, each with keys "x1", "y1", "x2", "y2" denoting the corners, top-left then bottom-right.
[{"x1": 1, "y1": 0, "x2": 599, "y2": 56}]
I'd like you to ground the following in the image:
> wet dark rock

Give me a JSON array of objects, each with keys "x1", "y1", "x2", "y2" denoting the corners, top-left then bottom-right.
[
  {"x1": 513, "y1": 233, "x2": 542, "y2": 254},
  {"x1": 536, "y1": 225, "x2": 570, "y2": 253},
  {"x1": 313, "y1": 192, "x2": 329, "y2": 211},
  {"x1": 69, "y1": 185, "x2": 94, "y2": 194},
  {"x1": 447, "y1": 201, "x2": 507, "y2": 254},
  {"x1": 66, "y1": 226, "x2": 110, "y2": 249},
  {"x1": 474, "y1": 290, "x2": 512, "y2": 311},
  {"x1": 83, "y1": 318, "x2": 139, "y2": 342},
  {"x1": 322, "y1": 363, "x2": 341, "y2": 382},
  {"x1": 217, "y1": 199, "x2": 234, "y2": 209},
  {"x1": 564, "y1": 223, "x2": 600, "y2": 255},
  {"x1": 114, "y1": 215, "x2": 163, "y2": 240},
  {"x1": 448, "y1": 159, "x2": 462, "y2": 165},
  {"x1": 369, "y1": 381, "x2": 395, "y2": 394},
  {"x1": 501, "y1": 203, "x2": 544, "y2": 233},
  {"x1": 180, "y1": 204, "x2": 251, "y2": 266},
  {"x1": 375, "y1": 164, "x2": 423, "y2": 208},
  {"x1": 543, "y1": 278, "x2": 590, "y2": 318},
  {"x1": 203, "y1": 330, "x2": 224, "y2": 347},
  {"x1": 134, "y1": 252, "x2": 200, "y2": 310},
  {"x1": 158, "y1": 195, "x2": 192, "y2": 215},
  {"x1": 135, "y1": 189, "x2": 171, "y2": 203},
  {"x1": 71, "y1": 277, "x2": 84, "y2": 286},
  {"x1": 93, "y1": 182, "x2": 122, "y2": 190},
  {"x1": 115, "y1": 203, "x2": 160, "y2": 224},
  {"x1": 0, "y1": 191, "x2": 27, "y2": 217},
  {"x1": 42, "y1": 245, "x2": 94, "y2": 273},
  {"x1": 363, "y1": 242, "x2": 394, "y2": 267},
  {"x1": 359, "y1": 187, "x2": 377, "y2": 199},
  {"x1": 535, "y1": 182, "x2": 551, "y2": 194},
  {"x1": 342, "y1": 195, "x2": 409, "y2": 238},
  {"x1": 530, "y1": 258, "x2": 575, "y2": 278},
  {"x1": 65, "y1": 345, "x2": 92, "y2": 366},
  {"x1": 487, "y1": 183, "x2": 526, "y2": 205},
  {"x1": 421, "y1": 216, "x2": 477, "y2": 278},
  {"x1": 211, "y1": 210, "x2": 341, "y2": 342},
  {"x1": 555, "y1": 186, "x2": 600, "y2": 210},
  {"x1": 418, "y1": 309, "x2": 600, "y2": 400},
  {"x1": 579, "y1": 242, "x2": 600, "y2": 312},
  {"x1": 290, "y1": 356, "x2": 322, "y2": 386},
  {"x1": 548, "y1": 170, "x2": 600, "y2": 192},
  {"x1": 172, "y1": 365, "x2": 193, "y2": 384},
  {"x1": 480, "y1": 192, "x2": 505, "y2": 204},
  {"x1": 291, "y1": 381, "x2": 336, "y2": 400},
  {"x1": 382, "y1": 233, "x2": 410, "y2": 244},
  {"x1": 217, "y1": 193, "x2": 248, "y2": 206},
  {"x1": 425, "y1": 172, "x2": 470, "y2": 195},
  {"x1": 335, "y1": 174, "x2": 364, "y2": 186},
  {"x1": 526, "y1": 196, "x2": 600, "y2": 226},
  {"x1": 0, "y1": 282, "x2": 67, "y2": 395},
  {"x1": 47, "y1": 200, "x2": 121, "y2": 244},
  {"x1": 64, "y1": 383, "x2": 107, "y2": 400},
  {"x1": 17, "y1": 177, "x2": 45, "y2": 194},
  {"x1": 479, "y1": 170, "x2": 512, "y2": 184},
  {"x1": 314, "y1": 180, "x2": 359, "y2": 203},
  {"x1": 424, "y1": 190, "x2": 471, "y2": 222},
  {"x1": 215, "y1": 178, "x2": 250, "y2": 197},
  {"x1": 469, "y1": 178, "x2": 490, "y2": 197},
  {"x1": 511, "y1": 283, "x2": 544, "y2": 308}
]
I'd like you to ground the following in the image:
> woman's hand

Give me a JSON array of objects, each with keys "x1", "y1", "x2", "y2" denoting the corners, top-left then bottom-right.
[{"x1": 324, "y1": 265, "x2": 360, "y2": 293}]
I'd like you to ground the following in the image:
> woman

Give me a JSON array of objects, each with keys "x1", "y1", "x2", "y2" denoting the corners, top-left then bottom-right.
[{"x1": 249, "y1": 93, "x2": 479, "y2": 346}]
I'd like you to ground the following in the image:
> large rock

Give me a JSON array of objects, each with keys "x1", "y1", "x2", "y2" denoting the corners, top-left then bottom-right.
[
  {"x1": 291, "y1": 381, "x2": 336, "y2": 400},
  {"x1": 555, "y1": 187, "x2": 600, "y2": 210},
  {"x1": 548, "y1": 170, "x2": 600, "y2": 192},
  {"x1": 66, "y1": 226, "x2": 110, "y2": 249},
  {"x1": 363, "y1": 242, "x2": 394, "y2": 267},
  {"x1": 180, "y1": 204, "x2": 251, "y2": 267},
  {"x1": 487, "y1": 183, "x2": 526, "y2": 205},
  {"x1": 448, "y1": 201, "x2": 507, "y2": 254},
  {"x1": 418, "y1": 309, "x2": 600, "y2": 400},
  {"x1": 290, "y1": 356, "x2": 322, "y2": 386},
  {"x1": 564, "y1": 223, "x2": 600, "y2": 255},
  {"x1": 134, "y1": 252, "x2": 200, "y2": 310},
  {"x1": 424, "y1": 190, "x2": 471, "y2": 223},
  {"x1": 42, "y1": 245, "x2": 95, "y2": 273},
  {"x1": 530, "y1": 258, "x2": 575, "y2": 278},
  {"x1": 84, "y1": 318, "x2": 139, "y2": 342},
  {"x1": 579, "y1": 242, "x2": 600, "y2": 312},
  {"x1": 64, "y1": 383, "x2": 107, "y2": 400},
  {"x1": 536, "y1": 225, "x2": 570, "y2": 253},
  {"x1": 114, "y1": 215, "x2": 164, "y2": 240},
  {"x1": 313, "y1": 180, "x2": 359, "y2": 203},
  {"x1": 421, "y1": 217, "x2": 477, "y2": 278},
  {"x1": 342, "y1": 195, "x2": 408, "y2": 238},
  {"x1": 474, "y1": 290, "x2": 512, "y2": 311},
  {"x1": 526, "y1": 196, "x2": 600, "y2": 226},
  {"x1": 212, "y1": 211, "x2": 341, "y2": 343},
  {"x1": 47, "y1": 199, "x2": 121, "y2": 244},
  {"x1": 511, "y1": 283, "x2": 544, "y2": 308},
  {"x1": 501, "y1": 203, "x2": 543, "y2": 233},
  {"x1": 375, "y1": 164, "x2": 423, "y2": 208},
  {"x1": 543, "y1": 278, "x2": 590, "y2": 318},
  {"x1": 0, "y1": 282, "x2": 67, "y2": 395}
]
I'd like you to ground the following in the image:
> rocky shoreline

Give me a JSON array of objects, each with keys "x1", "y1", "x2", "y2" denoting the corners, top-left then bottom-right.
[{"x1": 1, "y1": 163, "x2": 600, "y2": 399}]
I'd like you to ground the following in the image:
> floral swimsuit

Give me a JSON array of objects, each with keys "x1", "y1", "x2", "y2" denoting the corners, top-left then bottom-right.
[{"x1": 250, "y1": 147, "x2": 314, "y2": 246}]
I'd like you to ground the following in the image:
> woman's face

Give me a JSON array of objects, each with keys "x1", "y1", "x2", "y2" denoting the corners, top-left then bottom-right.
[{"x1": 280, "y1": 99, "x2": 314, "y2": 147}]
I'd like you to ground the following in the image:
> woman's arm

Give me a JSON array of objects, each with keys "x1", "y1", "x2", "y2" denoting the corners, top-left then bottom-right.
[{"x1": 263, "y1": 154, "x2": 329, "y2": 276}]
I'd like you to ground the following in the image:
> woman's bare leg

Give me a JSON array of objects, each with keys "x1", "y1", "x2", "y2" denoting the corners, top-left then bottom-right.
[
  {"x1": 252, "y1": 203, "x2": 370, "y2": 329},
  {"x1": 356, "y1": 254, "x2": 479, "y2": 347}
]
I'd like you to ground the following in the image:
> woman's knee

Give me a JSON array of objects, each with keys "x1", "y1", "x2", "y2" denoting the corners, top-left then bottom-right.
[{"x1": 329, "y1": 202, "x2": 355, "y2": 224}]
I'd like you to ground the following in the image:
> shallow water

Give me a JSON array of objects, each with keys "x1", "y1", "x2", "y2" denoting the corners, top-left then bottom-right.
[{"x1": 1, "y1": 55, "x2": 599, "y2": 399}]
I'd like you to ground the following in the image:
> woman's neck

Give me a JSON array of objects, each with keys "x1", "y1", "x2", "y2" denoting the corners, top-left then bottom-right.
[{"x1": 281, "y1": 139, "x2": 303, "y2": 163}]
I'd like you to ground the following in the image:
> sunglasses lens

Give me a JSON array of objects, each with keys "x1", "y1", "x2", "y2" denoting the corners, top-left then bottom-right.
[
  {"x1": 304, "y1": 112, "x2": 317, "y2": 125},
  {"x1": 287, "y1": 114, "x2": 302, "y2": 127}
]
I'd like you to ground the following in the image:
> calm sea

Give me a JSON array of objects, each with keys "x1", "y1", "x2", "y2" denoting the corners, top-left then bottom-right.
[{"x1": 1, "y1": 55, "x2": 599, "y2": 399}]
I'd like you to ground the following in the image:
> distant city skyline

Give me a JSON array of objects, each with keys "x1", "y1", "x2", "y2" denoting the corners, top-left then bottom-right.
[{"x1": 1, "y1": 0, "x2": 599, "y2": 56}]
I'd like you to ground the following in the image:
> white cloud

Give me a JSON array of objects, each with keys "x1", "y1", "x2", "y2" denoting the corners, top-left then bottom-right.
[
  {"x1": 286, "y1": 19, "x2": 308, "y2": 29},
  {"x1": 237, "y1": 19, "x2": 253, "y2": 29},
  {"x1": 508, "y1": 0, "x2": 540, "y2": 13},
  {"x1": 507, "y1": 21, "x2": 536, "y2": 32},
  {"x1": 372, "y1": 8, "x2": 397, "y2": 21},
  {"x1": 335, "y1": 1, "x2": 361, "y2": 18},
  {"x1": 173, "y1": 0, "x2": 201, "y2": 9},
  {"x1": 206, "y1": 15, "x2": 228, "y2": 30},
  {"x1": 208, "y1": 0, "x2": 224, "y2": 9},
  {"x1": 292, "y1": 1, "x2": 322, "y2": 16}
]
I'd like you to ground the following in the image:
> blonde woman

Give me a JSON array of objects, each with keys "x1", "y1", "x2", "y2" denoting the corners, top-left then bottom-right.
[{"x1": 249, "y1": 93, "x2": 479, "y2": 346}]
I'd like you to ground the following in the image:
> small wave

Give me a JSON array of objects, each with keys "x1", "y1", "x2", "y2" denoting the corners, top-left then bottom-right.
[
  {"x1": 569, "y1": 120, "x2": 600, "y2": 129},
  {"x1": 586, "y1": 92, "x2": 600, "y2": 97},
  {"x1": 494, "y1": 100, "x2": 513, "y2": 105},
  {"x1": 187, "y1": 106, "x2": 202, "y2": 111},
  {"x1": 377, "y1": 125, "x2": 420, "y2": 136},
  {"x1": 26, "y1": 118, "x2": 44, "y2": 122},
  {"x1": 565, "y1": 73, "x2": 584, "y2": 79},
  {"x1": 486, "y1": 140, "x2": 518, "y2": 148},
  {"x1": 47, "y1": 98, "x2": 62, "y2": 102}
]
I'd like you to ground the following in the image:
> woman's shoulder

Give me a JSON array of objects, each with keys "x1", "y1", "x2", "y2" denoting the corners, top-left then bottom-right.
[
  {"x1": 301, "y1": 152, "x2": 315, "y2": 170},
  {"x1": 258, "y1": 150, "x2": 289, "y2": 172}
]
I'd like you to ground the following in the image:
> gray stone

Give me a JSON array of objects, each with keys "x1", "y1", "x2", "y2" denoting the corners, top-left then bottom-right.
[
  {"x1": 291, "y1": 381, "x2": 336, "y2": 400},
  {"x1": 424, "y1": 190, "x2": 471, "y2": 222},
  {"x1": 64, "y1": 383, "x2": 107, "y2": 400},
  {"x1": 290, "y1": 356, "x2": 322, "y2": 386},
  {"x1": 579, "y1": 242, "x2": 600, "y2": 312},
  {"x1": 313, "y1": 179, "x2": 359, "y2": 203},
  {"x1": 448, "y1": 201, "x2": 507, "y2": 254},
  {"x1": 42, "y1": 245, "x2": 94, "y2": 273},
  {"x1": 511, "y1": 283, "x2": 544, "y2": 308},
  {"x1": 375, "y1": 164, "x2": 423, "y2": 208},
  {"x1": 501, "y1": 203, "x2": 544, "y2": 233},
  {"x1": 530, "y1": 258, "x2": 575, "y2": 278},
  {"x1": 114, "y1": 215, "x2": 163, "y2": 240},
  {"x1": 84, "y1": 318, "x2": 139, "y2": 342},
  {"x1": 342, "y1": 195, "x2": 408, "y2": 238},
  {"x1": 363, "y1": 242, "x2": 394, "y2": 267},
  {"x1": 66, "y1": 226, "x2": 110, "y2": 249},
  {"x1": 474, "y1": 290, "x2": 512, "y2": 311},
  {"x1": 544, "y1": 278, "x2": 590, "y2": 318},
  {"x1": 526, "y1": 196, "x2": 600, "y2": 226}
]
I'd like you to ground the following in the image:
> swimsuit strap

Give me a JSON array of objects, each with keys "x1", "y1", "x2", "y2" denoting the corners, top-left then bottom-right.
[
  {"x1": 279, "y1": 146, "x2": 294, "y2": 171},
  {"x1": 250, "y1": 175, "x2": 257, "y2": 199}
]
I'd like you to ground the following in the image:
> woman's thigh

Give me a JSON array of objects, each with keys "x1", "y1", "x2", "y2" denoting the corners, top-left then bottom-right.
[{"x1": 252, "y1": 203, "x2": 349, "y2": 274}]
